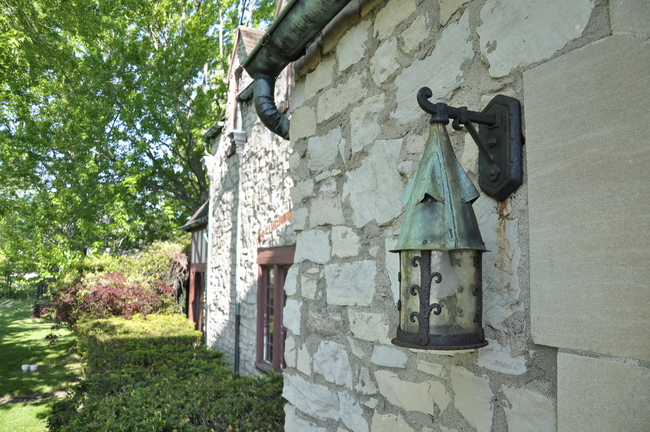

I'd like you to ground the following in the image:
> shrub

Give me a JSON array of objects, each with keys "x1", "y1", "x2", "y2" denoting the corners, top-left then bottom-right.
[
  {"x1": 48, "y1": 315, "x2": 285, "y2": 432},
  {"x1": 51, "y1": 272, "x2": 176, "y2": 326}
]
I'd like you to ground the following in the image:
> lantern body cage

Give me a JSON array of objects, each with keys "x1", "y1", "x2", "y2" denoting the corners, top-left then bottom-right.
[{"x1": 394, "y1": 249, "x2": 486, "y2": 350}]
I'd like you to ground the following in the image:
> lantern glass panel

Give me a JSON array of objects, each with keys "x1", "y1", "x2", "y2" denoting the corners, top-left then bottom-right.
[{"x1": 398, "y1": 249, "x2": 484, "y2": 348}]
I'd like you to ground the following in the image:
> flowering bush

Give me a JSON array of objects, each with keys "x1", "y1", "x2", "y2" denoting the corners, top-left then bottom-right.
[{"x1": 52, "y1": 272, "x2": 175, "y2": 326}]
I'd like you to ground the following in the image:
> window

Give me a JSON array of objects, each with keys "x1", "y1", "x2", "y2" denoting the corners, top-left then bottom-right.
[{"x1": 256, "y1": 246, "x2": 295, "y2": 373}]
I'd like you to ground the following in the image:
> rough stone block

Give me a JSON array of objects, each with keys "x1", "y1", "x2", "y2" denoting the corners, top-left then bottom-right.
[
  {"x1": 557, "y1": 352, "x2": 650, "y2": 432},
  {"x1": 478, "y1": 338, "x2": 527, "y2": 375},
  {"x1": 290, "y1": 106, "x2": 317, "y2": 141},
  {"x1": 477, "y1": 0, "x2": 594, "y2": 77},
  {"x1": 313, "y1": 340, "x2": 353, "y2": 388},
  {"x1": 374, "y1": 0, "x2": 416, "y2": 40},
  {"x1": 324, "y1": 261, "x2": 377, "y2": 306},
  {"x1": 440, "y1": 0, "x2": 470, "y2": 25},
  {"x1": 502, "y1": 385, "x2": 556, "y2": 432},
  {"x1": 305, "y1": 59, "x2": 335, "y2": 99},
  {"x1": 317, "y1": 71, "x2": 367, "y2": 123},
  {"x1": 371, "y1": 411, "x2": 416, "y2": 432},
  {"x1": 284, "y1": 298, "x2": 302, "y2": 335},
  {"x1": 450, "y1": 367, "x2": 494, "y2": 432},
  {"x1": 332, "y1": 226, "x2": 360, "y2": 258},
  {"x1": 400, "y1": 15, "x2": 428, "y2": 51},
  {"x1": 375, "y1": 370, "x2": 450, "y2": 414},
  {"x1": 309, "y1": 194, "x2": 346, "y2": 227},
  {"x1": 283, "y1": 374, "x2": 340, "y2": 420},
  {"x1": 308, "y1": 127, "x2": 342, "y2": 172},
  {"x1": 343, "y1": 139, "x2": 404, "y2": 227},
  {"x1": 338, "y1": 20, "x2": 371, "y2": 72},
  {"x1": 525, "y1": 36, "x2": 650, "y2": 360},
  {"x1": 294, "y1": 230, "x2": 331, "y2": 264},
  {"x1": 370, "y1": 345, "x2": 408, "y2": 368},
  {"x1": 348, "y1": 310, "x2": 391, "y2": 343},
  {"x1": 350, "y1": 95, "x2": 385, "y2": 154},
  {"x1": 285, "y1": 404, "x2": 329, "y2": 432},
  {"x1": 393, "y1": 11, "x2": 472, "y2": 125},
  {"x1": 370, "y1": 38, "x2": 399, "y2": 85}
]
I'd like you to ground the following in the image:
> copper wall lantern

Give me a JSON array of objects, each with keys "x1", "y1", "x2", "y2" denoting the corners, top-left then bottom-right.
[{"x1": 391, "y1": 88, "x2": 523, "y2": 350}]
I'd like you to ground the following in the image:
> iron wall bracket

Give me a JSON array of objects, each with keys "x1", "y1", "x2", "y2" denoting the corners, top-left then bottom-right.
[{"x1": 417, "y1": 88, "x2": 524, "y2": 201}]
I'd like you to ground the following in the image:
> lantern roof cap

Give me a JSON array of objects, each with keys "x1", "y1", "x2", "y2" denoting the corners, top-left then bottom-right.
[{"x1": 393, "y1": 124, "x2": 486, "y2": 252}]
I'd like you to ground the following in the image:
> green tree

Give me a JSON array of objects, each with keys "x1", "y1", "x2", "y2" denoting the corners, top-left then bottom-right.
[{"x1": 0, "y1": 0, "x2": 275, "y2": 276}]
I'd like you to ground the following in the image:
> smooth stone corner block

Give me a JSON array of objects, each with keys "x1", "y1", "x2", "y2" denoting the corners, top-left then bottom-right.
[
  {"x1": 557, "y1": 352, "x2": 650, "y2": 432},
  {"x1": 526, "y1": 36, "x2": 650, "y2": 361}
]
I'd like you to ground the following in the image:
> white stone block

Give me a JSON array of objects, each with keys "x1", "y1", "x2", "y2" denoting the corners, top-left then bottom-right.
[
  {"x1": 301, "y1": 272, "x2": 319, "y2": 299},
  {"x1": 291, "y1": 106, "x2": 317, "y2": 141},
  {"x1": 348, "y1": 310, "x2": 391, "y2": 343},
  {"x1": 291, "y1": 179, "x2": 314, "y2": 204},
  {"x1": 370, "y1": 345, "x2": 408, "y2": 368},
  {"x1": 330, "y1": 229, "x2": 359, "y2": 260},
  {"x1": 285, "y1": 335, "x2": 297, "y2": 368},
  {"x1": 285, "y1": 404, "x2": 328, "y2": 432},
  {"x1": 400, "y1": 15, "x2": 428, "y2": 51},
  {"x1": 325, "y1": 261, "x2": 377, "y2": 306},
  {"x1": 416, "y1": 360, "x2": 448, "y2": 379},
  {"x1": 295, "y1": 230, "x2": 330, "y2": 264},
  {"x1": 338, "y1": 20, "x2": 371, "y2": 72},
  {"x1": 350, "y1": 95, "x2": 385, "y2": 154},
  {"x1": 348, "y1": 336, "x2": 366, "y2": 358},
  {"x1": 310, "y1": 193, "x2": 346, "y2": 227},
  {"x1": 283, "y1": 266, "x2": 299, "y2": 296},
  {"x1": 374, "y1": 0, "x2": 416, "y2": 40},
  {"x1": 343, "y1": 139, "x2": 404, "y2": 228},
  {"x1": 308, "y1": 127, "x2": 342, "y2": 172},
  {"x1": 317, "y1": 71, "x2": 367, "y2": 123},
  {"x1": 385, "y1": 237, "x2": 400, "y2": 302},
  {"x1": 502, "y1": 385, "x2": 556, "y2": 432},
  {"x1": 375, "y1": 370, "x2": 449, "y2": 414},
  {"x1": 296, "y1": 345, "x2": 311, "y2": 375},
  {"x1": 284, "y1": 298, "x2": 302, "y2": 335},
  {"x1": 371, "y1": 411, "x2": 416, "y2": 432},
  {"x1": 356, "y1": 367, "x2": 378, "y2": 395},
  {"x1": 283, "y1": 374, "x2": 340, "y2": 421},
  {"x1": 305, "y1": 59, "x2": 336, "y2": 99},
  {"x1": 450, "y1": 367, "x2": 494, "y2": 432},
  {"x1": 440, "y1": 0, "x2": 470, "y2": 25},
  {"x1": 291, "y1": 207, "x2": 309, "y2": 232},
  {"x1": 313, "y1": 340, "x2": 354, "y2": 388},
  {"x1": 371, "y1": 38, "x2": 399, "y2": 85},
  {"x1": 478, "y1": 338, "x2": 527, "y2": 375},
  {"x1": 477, "y1": 0, "x2": 594, "y2": 78},
  {"x1": 393, "y1": 11, "x2": 472, "y2": 124},
  {"x1": 474, "y1": 196, "x2": 523, "y2": 333},
  {"x1": 339, "y1": 391, "x2": 369, "y2": 432}
]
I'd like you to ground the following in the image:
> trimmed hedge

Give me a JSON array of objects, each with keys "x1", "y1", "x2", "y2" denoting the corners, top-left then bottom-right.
[{"x1": 48, "y1": 314, "x2": 285, "y2": 432}]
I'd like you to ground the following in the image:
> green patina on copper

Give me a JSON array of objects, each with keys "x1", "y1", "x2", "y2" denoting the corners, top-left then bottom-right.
[{"x1": 393, "y1": 124, "x2": 486, "y2": 252}]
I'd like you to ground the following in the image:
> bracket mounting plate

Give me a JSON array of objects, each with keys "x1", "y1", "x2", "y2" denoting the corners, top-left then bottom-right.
[{"x1": 478, "y1": 95, "x2": 524, "y2": 201}]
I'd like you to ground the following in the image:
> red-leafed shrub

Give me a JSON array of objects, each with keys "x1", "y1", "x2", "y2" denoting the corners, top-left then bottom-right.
[{"x1": 53, "y1": 272, "x2": 175, "y2": 326}]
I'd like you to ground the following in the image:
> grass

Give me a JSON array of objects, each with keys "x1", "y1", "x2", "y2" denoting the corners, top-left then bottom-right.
[
  {"x1": 0, "y1": 402, "x2": 49, "y2": 432},
  {"x1": 0, "y1": 299, "x2": 81, "y2": 432}
]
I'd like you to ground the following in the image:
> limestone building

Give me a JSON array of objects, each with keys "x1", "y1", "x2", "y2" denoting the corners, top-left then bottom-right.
[{"x1": 205, "y1": 0, "x2": 650, "y2": 430}]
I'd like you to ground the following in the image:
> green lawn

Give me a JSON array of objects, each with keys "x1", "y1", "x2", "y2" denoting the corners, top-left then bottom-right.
[{"x1": 0, "y1": 300, "x2": 80, "y2": 432}]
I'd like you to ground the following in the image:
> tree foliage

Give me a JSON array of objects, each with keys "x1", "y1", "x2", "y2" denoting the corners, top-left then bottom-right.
[{"x1": 0, "y1": 0, "x2": 276, "y2": 276}]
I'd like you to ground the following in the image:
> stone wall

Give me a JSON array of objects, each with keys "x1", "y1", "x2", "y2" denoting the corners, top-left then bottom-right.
[
  {"x1": 205, "y1": 60, "x2": 295, "y2": 375},
  {"x1": 282, "y1": 0, "x2": 650, "y2": 431}
]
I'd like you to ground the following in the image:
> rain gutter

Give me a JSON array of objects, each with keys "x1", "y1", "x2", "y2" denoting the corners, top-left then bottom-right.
[{"x1": 241, "y1": 0, "x2": 354, "y2": 139}]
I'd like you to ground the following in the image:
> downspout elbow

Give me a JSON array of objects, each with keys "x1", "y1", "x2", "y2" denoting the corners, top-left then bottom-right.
[{"x1": 254, "y1": 74, "x2": 290, "y2": 140}]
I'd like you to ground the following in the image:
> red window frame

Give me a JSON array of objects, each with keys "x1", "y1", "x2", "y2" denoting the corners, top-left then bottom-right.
[{"x1": 256, "y1": 246, "x2": 295, "y2": 373}]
